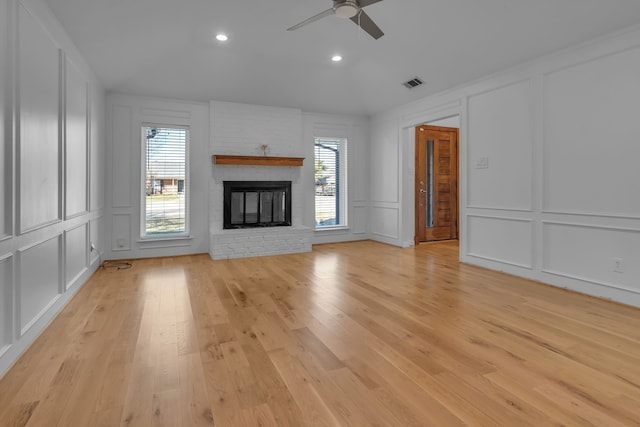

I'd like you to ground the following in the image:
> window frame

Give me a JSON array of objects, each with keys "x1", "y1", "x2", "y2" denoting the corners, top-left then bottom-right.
[
  {"x1": 140, "y1": 123, "x2": 190, "y2": 240},
  {"x1": 314, "y1": 136, "x2": 348, "y2": 230}
]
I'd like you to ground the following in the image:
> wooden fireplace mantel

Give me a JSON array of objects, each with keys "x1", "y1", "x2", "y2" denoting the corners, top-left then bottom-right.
[{"x1": 212, "y1": 155, "x2": 304, "y2": 167}]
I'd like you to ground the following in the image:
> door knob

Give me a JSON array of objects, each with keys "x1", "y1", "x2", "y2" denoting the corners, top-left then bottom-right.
[{"x1": 420, "y1": 189, "x2": 426, "y2": 193}]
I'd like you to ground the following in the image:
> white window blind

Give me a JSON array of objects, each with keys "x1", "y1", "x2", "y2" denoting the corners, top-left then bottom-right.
[
  {"x1": 314, "y1": 137, "x2": 347, "y2": 228},
  {"x1": 142, "y1": 126, "x2": 188, "y2": 236}
]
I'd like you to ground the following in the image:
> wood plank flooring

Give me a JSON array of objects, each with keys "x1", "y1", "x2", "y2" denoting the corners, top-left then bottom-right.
[{"x1": 1, "y1": 240, "x2": 639, "y2": 426}]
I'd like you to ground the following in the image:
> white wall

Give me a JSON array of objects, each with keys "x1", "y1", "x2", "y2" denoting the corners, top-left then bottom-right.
[
  {"x1": 209, "y1": 101, "x2": 306, "y2": 228},
  {"x1": 209, "y1": 101, "x2": 311, "y2": 259},
  {"x1": 427, "y1": 115, "x2": 460, "y2": 128},
  {"x1": 105, "y1": 97, "x2": 371, "y2": 260},
  {"x1": 370, "y1": 25, "x2": 640, "y2": 307},
  {"x1": 303, "y1": 113, "x2": 370, "y2": 243},
  {"x1": 208, "y1": 102, "x2": 369, "y2": 258},
  {"x1": 105, "y1": 94, "x2": 209, "y2": 259},
  {"x1": 0, "y1": 0, "x2": 106, "y2": 376},
  {"x1": 370, "y1": 115, "x2": 402, "y2": 245}
]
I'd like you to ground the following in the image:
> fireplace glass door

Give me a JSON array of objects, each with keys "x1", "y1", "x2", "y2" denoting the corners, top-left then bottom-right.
[{"x1": 224, "y1": 181, "x2": 291, "y2": 229}]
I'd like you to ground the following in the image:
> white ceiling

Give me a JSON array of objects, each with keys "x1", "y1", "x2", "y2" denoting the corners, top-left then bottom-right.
[{"x1": 43, "y1": 0, "x2": 640, "y2": 116}]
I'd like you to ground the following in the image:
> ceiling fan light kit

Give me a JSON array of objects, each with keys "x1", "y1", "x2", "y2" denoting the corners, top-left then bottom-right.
[
  {"x1": 335, "y1": 1, "x2": 359, "y2": 19},
  {"x1": 287, "y1": 0, "x2": 384, "y2": 40}
]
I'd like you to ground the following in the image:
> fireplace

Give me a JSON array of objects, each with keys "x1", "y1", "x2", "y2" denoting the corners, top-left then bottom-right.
[{"x1": 223, "y1": 181, "x2": 292, "y2": 229}]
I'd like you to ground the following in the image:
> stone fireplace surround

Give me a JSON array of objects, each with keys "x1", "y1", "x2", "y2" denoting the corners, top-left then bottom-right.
[
  {"x1": 209, "y1": 163, "x2": 312, "y2": 259},
  {"x1": 209, "y1": 101, "x2": 312, "y2": 260}
]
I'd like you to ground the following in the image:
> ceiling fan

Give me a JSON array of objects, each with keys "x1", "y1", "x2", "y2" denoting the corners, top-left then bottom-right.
[{"x1": 287, "y1": 0, "x2": 384, "y2": 40}]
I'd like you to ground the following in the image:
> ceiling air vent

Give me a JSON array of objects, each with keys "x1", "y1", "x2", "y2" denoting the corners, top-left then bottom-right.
[{"x1": 402, "y1": 77, "x2": 423, "y2": 89}]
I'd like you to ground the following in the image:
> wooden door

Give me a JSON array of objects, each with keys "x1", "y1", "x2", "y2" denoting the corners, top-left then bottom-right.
[{"x1": 415, "y1": 125, "x2": 458, "y2": 243}]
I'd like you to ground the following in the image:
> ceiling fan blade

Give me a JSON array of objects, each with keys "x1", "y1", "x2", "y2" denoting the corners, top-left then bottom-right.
[
  {"x1": 350, "y1": 10, "x2": 384, "y2": 39},
  {"x1": 287, "y1": 8, "x2": 334, "y2": 31},
  {"x1": 358, "y1": 0, "x2": 384, "y2": 8}
]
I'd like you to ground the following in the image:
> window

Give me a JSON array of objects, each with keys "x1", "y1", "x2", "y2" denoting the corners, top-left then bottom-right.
[
  {"x1": 314, "y1": 137, "x2": 347, "y2": 228},
  {"x1": 142, "y1": 125, "x2": 188, "y2": 237}
]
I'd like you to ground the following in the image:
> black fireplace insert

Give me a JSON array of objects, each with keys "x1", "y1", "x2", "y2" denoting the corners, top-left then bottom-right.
[{"x1": 223, "y1": 181, "x2": 291, "y2": 229}]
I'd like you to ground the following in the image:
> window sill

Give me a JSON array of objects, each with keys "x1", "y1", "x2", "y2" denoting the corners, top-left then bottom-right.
[
  {"x1": 314, "y1": 226, "x2": 350, "y2": 233},
  {"x1": 137, "y1": 235, "x2": 192, "y2": 243},
  {"x1": 137, "y1": 235, "x2": 193, "y2": 250}
]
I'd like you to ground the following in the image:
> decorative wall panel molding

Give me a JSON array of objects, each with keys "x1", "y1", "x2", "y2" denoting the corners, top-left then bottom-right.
[
  {"x1": 140, "y1": 107, "x2": 191, "y2": 120},
  {"x1": 18, "y1": 235, "x2": 61, "y2": 336},
  {"x1": 542, "y1": 47, "x2": 640, "y2": 218},
  {"x1": 352, "y1": 205, "x2": 368, "y2": 234},
  {"x1": 540, "y1": 209, "x2": 640, "y2": 220},
  {"x1": 0, "y1": 0, "x2": 7, "y2": 239},
  {"x1": 400, "y1": 99, "x2": 462, "y2": 127},
  {"x1": 106, "y1": 95, "x2": 210, "y2": 260},
  {"x1": 65, "y1": 223, "x2": 88, "y2": 290},
  {"x1": 112, "y1": 213, "x2": 131, "y2": 251},
  {"x1": 90, "y1": 90, "x2": 105, "y2": 212},
  {"x1": 467, "y1": 80, "x2": 533, "y2": 212},
  {"x1": 110, "y1": 104, "x2": 133, "y2": 208},
  {"x1": 0, "y1": 0, "x2": 106, "y2": 380},
  {"x1": 369, "y1": 123, "x2": 399, "y2": 205},
  {"x1": 65, "y1": 57, "x2": 89, "y2": 218},
  {"x1": 0, "y1": 254, "x2": 13, "y2": 356},
  {"x1": 371, "y1": 206, "x2": 399, "y2": 240},
  {"x1": 466, "y1": 205, "x2": 533, "y2": 213},
  {"x1": 89, "y1": 217, "x2": 102, "y2": 264},
  {"x1": 467, "y1": 214, "x2": 533, "y2": 268},
  {"x1": 541, "y1": 221, "x2": 640, "y2": 294},
  {"x1": 18, "y1": 4, "x2": 61, "y2": 232}
]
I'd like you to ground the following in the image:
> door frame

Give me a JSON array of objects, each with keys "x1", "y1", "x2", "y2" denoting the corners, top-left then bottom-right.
[
  {"x1": 396, "y1": 107, "x2": 462, "y2": 250},
  {"x1": 414, "y1": 125, "x2": 459, "y2": 244}
]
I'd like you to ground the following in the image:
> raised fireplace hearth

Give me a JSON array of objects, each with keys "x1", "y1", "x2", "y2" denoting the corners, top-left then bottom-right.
[{"x1": 223, "y1": 181, "x2": 291, "y2": 229}]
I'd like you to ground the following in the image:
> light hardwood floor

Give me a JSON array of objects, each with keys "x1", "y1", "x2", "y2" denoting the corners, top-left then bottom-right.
[{"x1": 1, "y1": 240, "x2": 639, "y2": 426}]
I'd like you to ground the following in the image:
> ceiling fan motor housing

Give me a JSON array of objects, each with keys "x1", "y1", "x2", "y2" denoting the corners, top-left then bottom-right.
[
  {"x1": 334, "y1": 0, "x2": 359, "y2": 19},
  {"x1": 287, "y1": 0, "x2": 383, "y2": 40}
]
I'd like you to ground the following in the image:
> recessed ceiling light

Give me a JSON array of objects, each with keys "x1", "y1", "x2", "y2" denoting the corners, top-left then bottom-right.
[
  {"x1": 331, "y1": 55, "x2": 343, "y2": 62},
  {"x1": 216, "y1": 34, "x2": 228, "y2": 42}
]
